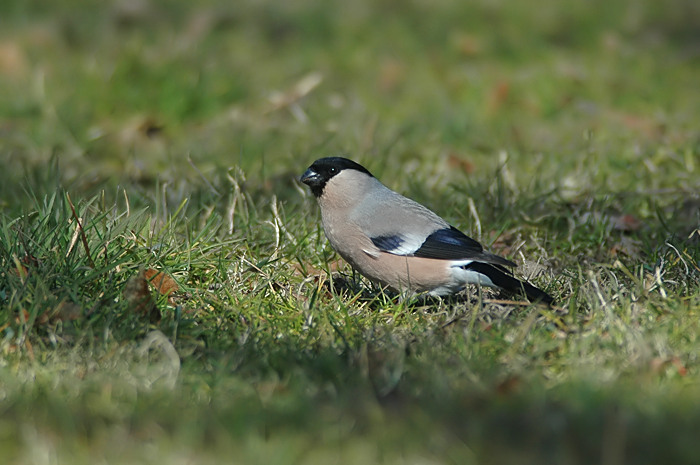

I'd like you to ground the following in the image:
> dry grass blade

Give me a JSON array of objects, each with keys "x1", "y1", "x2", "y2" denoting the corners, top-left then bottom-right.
[{"x1": 65, "y1": 192, "x2": 95, "y2": 268}]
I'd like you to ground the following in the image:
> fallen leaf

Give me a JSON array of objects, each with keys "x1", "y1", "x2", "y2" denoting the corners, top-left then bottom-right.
[
  {"x1": 291, "y1": 258, "x2": 343, "y2": 277},
  {"x1": 144, "y1": 268, "x2": 179, "y2": 297},
  {"x1": 447, "y1": 152, "x2": 475, "y2": 174},
  {"x1": 611, "y1": 214, "x2": 641, "y2": 232},
  {"x1": 266, "y1": 72, "x2": 323, "y2": 112},
  {"x1": 486, "y1": 80, "x2": 511, "y2": 115},
  {"x1": 609, "y1": 236, "x2": 642, "y2": 258},
  {"x1": 15, "y1": 307, "x2": 52, "y2": 326},
  {"x1": 11, "y1": 254, "x2": 38, "y2": 281},
  {"x1": 650, "y1": 356, "x2": 687, "y2": 377},
  {"x1": 0, "y1": 40, "x2": 29, "y2": 79},
  {"x1": 672, "y1": 357, "x2": 688, "y2": 377},
  {"x1": 367, "y1": 344, "x2": 405, "y2": 397},
  {"x1": 488, "y1": 229, "x2": 520, "y2": 259},
  {"x1": 112, "y1": 0, "x2": 153, "y2": 26},
  {"x1": 184, "y1": 10, "x2": 217, "y2": 44},
  {"x1": 123, "y1": 270, "x2": 161, "y2": 322},
  {"x1": 15, "y1": 309, "x2": 32, "y2": 325},
  {"x1": 379, "y1": 59, "x2": 405, "y2": 92},
  {"x1": 52, "y1": 301, "x2": 82, "y2": 322},
  {"x1": 495, "y1": 374, "x2": 522, "y2": 396},
  {"x1": 451, "y1": 32, "x2": 483, "y2": 57},
  {"x1": 616, "y1": 111, "x2": 665, "y2": 139}
]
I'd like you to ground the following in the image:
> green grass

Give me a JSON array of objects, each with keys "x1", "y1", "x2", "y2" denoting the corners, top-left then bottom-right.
[{"x1": 1, "y1": 0, "x2": 699, "y2": 463}]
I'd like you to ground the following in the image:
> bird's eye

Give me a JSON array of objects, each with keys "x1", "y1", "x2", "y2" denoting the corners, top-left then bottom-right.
[{"x1": 329, "y1": 167, "x2": 337, "y2": 174}]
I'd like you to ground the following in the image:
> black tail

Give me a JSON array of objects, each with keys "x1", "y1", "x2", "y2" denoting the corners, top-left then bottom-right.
[{"x1": 465, "y1": 262, "x2": 555, "y2": 306}]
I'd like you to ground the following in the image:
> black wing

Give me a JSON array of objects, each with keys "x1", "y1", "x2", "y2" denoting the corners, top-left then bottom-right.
[
  {"x1": 414, "y1": 226, "x2": 516, "y2": 268},
  {"x1": 412, "y1": 226, "x2": 484, "y2": 259},
  {"x1": 370, "y1": 226, "x2": 516, "y2": 268}
]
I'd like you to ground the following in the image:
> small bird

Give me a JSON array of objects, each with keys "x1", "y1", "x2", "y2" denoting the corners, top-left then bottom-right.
[{"x1": 300, "y1": 157, "x2": 555, "y2": 305}]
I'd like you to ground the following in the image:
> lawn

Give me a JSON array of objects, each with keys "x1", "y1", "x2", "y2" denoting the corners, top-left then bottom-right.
[{"x1": 1, "y1": 0, "x2": 699, "y2": 463}]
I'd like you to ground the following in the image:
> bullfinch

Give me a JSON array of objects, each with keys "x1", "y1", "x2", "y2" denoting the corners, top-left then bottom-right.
[{"x1": 300, "y1": 157, "x2": 555, "y2": 305}]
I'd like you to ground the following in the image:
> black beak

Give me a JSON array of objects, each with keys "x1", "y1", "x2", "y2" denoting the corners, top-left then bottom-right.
[{"x1": 300, "y1": 168, "x2": 320, "y2": 185}]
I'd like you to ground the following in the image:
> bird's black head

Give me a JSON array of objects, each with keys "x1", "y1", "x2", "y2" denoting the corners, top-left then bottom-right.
[{"x1": 300, "y1": 157, "x2": 373, "y2": 197}]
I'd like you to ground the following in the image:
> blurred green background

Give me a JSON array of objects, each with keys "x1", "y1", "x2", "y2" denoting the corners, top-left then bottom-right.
[{"x1": 2, "y1": 0, "x2": 698, "y2": 200}]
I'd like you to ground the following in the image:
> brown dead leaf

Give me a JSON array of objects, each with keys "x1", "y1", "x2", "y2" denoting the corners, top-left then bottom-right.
[
  {"x1": 144, "y1": 268, "x2": 179, "y2": 297},
  {"x1": 266, "y1": 72, "x2": 323, "y2": 112},
  {"x1": 452, "y1": 32, "x2": 483, "y2": 57},
  {"x1": 486, "y1": 80, "x2": 511, "y2": 115},
  {"x1": 31, "y1": 302, "x2": 84, "y2": 326},
  {"x1": 495, "y1": 374, "x2": 522, "y2": 396},
  {"x1": 15, "y1": 308, "x2": 46, "y2": 326},
  {"x1": 447, "y1": 152, "x2": 475, "y2": 174},
  {"x1": 184, "y1": 10, "x2": 216, "y2": 44},
  {"x1": 611, "y1": 214, "x2": 641, "y2": 232},
  {"x1": 24, "y1": 338, "x2": 34, "y2": 361},
  {"x1": 367, "y1": 344, "x2": 405, "y2": 397},
  {"x1": 618, "y1": 112, "x2": 665, "y2": 139},
  {"x1": 488, "y1": 229, "x2": 520, "y2": 258},
  {"x1": 379, "y1": 59, "x2": 406, "y2": 92},
  {"x1": 650, "y1": 356, "x2": 687, "y2": 377},
  {"x1": 11, "y1": 254, "x2": 38, "y2": 281},
  {"x1": 52, "y1": 301, "x2": 82, "y2": 322},
  {"x1": 0, "y1": 41, "x2": 29, "y2": 79},
  {"x1": 112, "y1": 0, "x2": 153, "y2": 26},
  {"x1": 123, "y1": 270, "x2": 161, "y2": 322},
  {"x1": 291, "y1": 259, "x2": 343, "y2": 277},
  {"x1": 609, "y1": 236, "x2": 642, "y2": 258},
  {"x1": 15, "y1": 309, "x2": 32, "y2": 325},
  {"x1": 673, "y1": 357, "x2": 688, "y2": 377}
]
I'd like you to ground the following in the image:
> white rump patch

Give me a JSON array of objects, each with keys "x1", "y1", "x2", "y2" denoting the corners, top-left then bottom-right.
[{"x1": 449, "y1": 263, "x2": 497, "y2": 288}]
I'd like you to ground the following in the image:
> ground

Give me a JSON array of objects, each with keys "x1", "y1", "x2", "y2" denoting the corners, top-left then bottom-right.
[{"x1": 0, "y1": 0, "x2": 699, "y2": 463}]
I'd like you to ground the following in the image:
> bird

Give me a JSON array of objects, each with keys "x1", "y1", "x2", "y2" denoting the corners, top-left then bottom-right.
[{"x1": 300, "y1": 156, "x2": 555, "y2": 305}]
